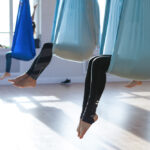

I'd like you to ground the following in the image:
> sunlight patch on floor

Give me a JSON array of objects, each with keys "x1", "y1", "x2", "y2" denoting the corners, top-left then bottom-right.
[
  {"x1": 116, "y1": 92, "x2": 135, "y2": 98},
  {"x1": 0, "y1": 101, "x2": 80, "y2": 150},
  {"x1": 92, "y1": 118, "x2": 150, "y2": 150},
  {"x1": 13, "y1": 96, "x2": 31, "y2": 102},
  {"x1": 116, "y1": 92, "x2": 150, "y2": 111},
  {"x1": 0, "y1": 98, "x2": 5, "y2": 104},
  {"x1": 131, "y1": 92, "x2": 150, "y2": 97},
  {"x1": 13, "y1": 96, "x2": 37, "y2": 109},
  {"x1": 32, "y1": 96, "x2": 60, "y2": 101},
  {"x1": 120, "y1": 98, "x2": 150, "y2": 111}
]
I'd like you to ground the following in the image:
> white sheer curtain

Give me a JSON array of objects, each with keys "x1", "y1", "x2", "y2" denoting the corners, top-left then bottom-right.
[{"x1": 0, "y1": 1, "x2": 10, "y2": 46}]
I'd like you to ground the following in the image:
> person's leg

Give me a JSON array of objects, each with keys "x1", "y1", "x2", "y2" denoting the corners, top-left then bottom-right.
[
  {"x1": 0, "y1": 51, "x2": 12, "y2": 80},
  {"x1": 82, "y1": 55, "x2": 111, "y2": 123},
  {"x1": 81, "y1": 56, "x2": 100, "y2": 117},
  {"x1": 26, "y1": 43, "x2": 53, "y2": 80},
  {"x1": 77, "y1": 55, "x2": 111, "y2": 139},
  {"x1": 9, "y1": 43, "x2": 53, "y2": 87},
  {"x1": 77, "y1": 56, "x2": 99, "y2": 132},
  {"x1": 6, "y1": 51, "x2": 12, "y2": 73}
]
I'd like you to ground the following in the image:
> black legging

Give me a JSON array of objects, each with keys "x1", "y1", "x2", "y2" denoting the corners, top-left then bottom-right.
[
  {"x1": 26, "y1": 44, "x2": 111, "y2": 124},
  {"x1": 80, "y1": 55, "x2": 111, "y2": 124},
  {"x1": 27, "y1": 43, "x2": 53, "y2": 80}
]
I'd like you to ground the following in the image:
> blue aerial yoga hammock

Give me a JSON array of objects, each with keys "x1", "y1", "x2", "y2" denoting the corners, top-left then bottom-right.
[
  {"x1": 101, "y1": 0, "x2": 150, "y2": 80},
  {"x1": 11, "y1": 0, "x2": 35, "y2": 61},
  {"x1": 51, "y1": 0, "x2": 100, "y2": 62}
]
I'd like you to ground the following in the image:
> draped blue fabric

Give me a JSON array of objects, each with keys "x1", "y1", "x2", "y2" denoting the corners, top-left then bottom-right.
[
  {"x1": 11, "y1": 0, "x2": 35, "y2": 61},
  {"x1": 102, "y1": 0, "x2": 150, "y2": 80},
  {"x1": 51, "y1": 0, "x2": 100, "y2": 62},
  {"x1": 100, "y1": 0, "x2": 123, "y2": 55}
]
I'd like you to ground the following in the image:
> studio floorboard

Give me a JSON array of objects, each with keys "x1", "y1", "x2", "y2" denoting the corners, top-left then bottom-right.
[{"x1": 0, "y1": 82, "x2": 150, "y2": 150}]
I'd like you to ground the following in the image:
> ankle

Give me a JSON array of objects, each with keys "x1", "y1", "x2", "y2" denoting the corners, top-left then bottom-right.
[
  {"x1": 81, "y1": 114, "x2": 98, "y2": 124},
  {"x1": 28, "y1": 76, "x2": 36, "y2": 82}
]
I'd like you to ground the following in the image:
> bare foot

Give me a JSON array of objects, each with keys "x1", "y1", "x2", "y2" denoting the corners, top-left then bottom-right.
[
  {"x1": 125, "y1": 80, "x2": 142, "y2": 88},
  {"x1": 8, "y1": 74, "x2": 36, "y2": 88},
  {"x1": 0, "y1": 72, "x2": 11, "y2": 80},
  {"x1": 8, "y1": 73, "x2": 28, "y2": 83},
  {"x1": 77, "y1": 114, "x2": 98, "y2": 139},
  {"x1": 13, "y1": 76, "x2": 36, "y2": 88}
]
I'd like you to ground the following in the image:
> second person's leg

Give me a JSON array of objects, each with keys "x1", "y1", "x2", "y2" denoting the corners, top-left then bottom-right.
[
  {"x1": 9, "y1": 43, "x2": 53, "y2": 87},
  {"x1": 27, "y1": 43, "x2": 53, "y2": 80}
]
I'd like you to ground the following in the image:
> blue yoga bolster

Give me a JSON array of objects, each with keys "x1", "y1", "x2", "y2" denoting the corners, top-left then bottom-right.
[
  {"x1": 11, "y1": 0, "x2": 35, "y2": 61},
  {"x1": 51, "y1": 0, "x2": 100, "y2": 62},
  {"x1": 102, "y1": 0, "x2": 150, "y2": 80}
]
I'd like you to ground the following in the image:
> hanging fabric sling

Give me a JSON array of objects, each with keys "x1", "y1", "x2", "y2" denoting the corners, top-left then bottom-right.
[
  {"x1": 11, "y1": 0, "x2": 36, "y2": 61},
  {"x1": 101, "y1": 0, "x2": 150, "y2": 80},
  {"x1": 51, "y1": 0, "x2": 100, "y2": 62}
]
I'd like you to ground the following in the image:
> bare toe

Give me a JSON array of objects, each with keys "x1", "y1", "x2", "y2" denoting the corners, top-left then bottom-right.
[{"x1": 77, "y1": 114, "x2": 98, "y2": 139}]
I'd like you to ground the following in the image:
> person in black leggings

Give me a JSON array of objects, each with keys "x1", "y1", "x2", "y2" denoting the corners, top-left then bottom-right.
[
  {"x1": 27, "y1": 43, "x2": 53, "y2": 80},
  {"x1": 9, "y1": 43, "x2": 53, "y2": 87},
  {"x1": 77, "y1": 55, "x2": 111, "y2": 139},
  {"x1": 9, "y1": 44, "x2": 112, "y2": 139}
]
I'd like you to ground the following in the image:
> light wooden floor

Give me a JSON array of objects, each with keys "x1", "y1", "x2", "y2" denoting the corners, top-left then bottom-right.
[{"x1": 0, "y1": 82, "x2": 150, "y2": 150}]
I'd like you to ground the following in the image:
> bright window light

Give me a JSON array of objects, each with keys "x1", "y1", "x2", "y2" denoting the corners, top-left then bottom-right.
[
  {"x1": 98, "y1": 0, "x2": 106, "y2": 33},
  {"x1": 0, "y1": 0, "x2": 40, "y2": 47}
]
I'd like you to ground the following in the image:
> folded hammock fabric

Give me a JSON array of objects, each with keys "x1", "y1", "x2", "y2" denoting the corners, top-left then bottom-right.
[
  {"x1": 11, "y1": 0, "x2": 35, "y2": 61},
  {"x1": 51, "y1": 0, "x2": 100, "y2": 62},
  {"x1": 101, "y1": 0, "x2": 150, "y2": 80}
]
